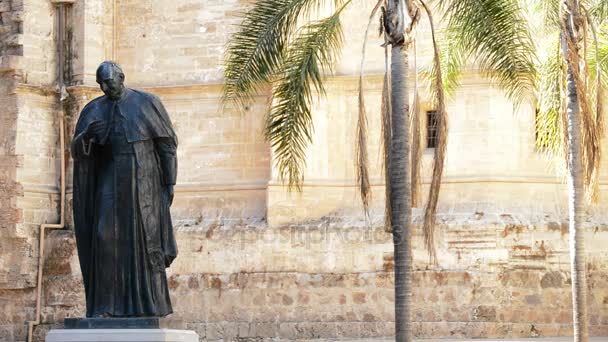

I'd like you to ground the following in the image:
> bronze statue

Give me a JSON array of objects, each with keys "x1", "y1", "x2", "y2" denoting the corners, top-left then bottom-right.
[{"x1": 71, "y1": 61, "x2": 178, "y2": 317}]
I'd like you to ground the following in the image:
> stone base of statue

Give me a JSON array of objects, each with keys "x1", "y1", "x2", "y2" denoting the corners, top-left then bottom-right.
[
  {"x1": 46, "y1": 329, "x2": 198, "y2": 342},
  {"x1": 46, "y1": 318, "x2": 198, "y2": 342}
]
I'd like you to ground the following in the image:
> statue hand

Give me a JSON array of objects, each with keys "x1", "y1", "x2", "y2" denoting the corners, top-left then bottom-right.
[{"x1": 85, "y1": 120, "x2": 107, "y2": 141}]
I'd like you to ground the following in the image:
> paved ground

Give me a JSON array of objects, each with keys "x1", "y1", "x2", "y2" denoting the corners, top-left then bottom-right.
[
  {"x1": 416, "y1": 339, "x2": 608, "y2": 342},
  {"x1": 317, "y1": 338, "x2": 608, "y2": 342}
]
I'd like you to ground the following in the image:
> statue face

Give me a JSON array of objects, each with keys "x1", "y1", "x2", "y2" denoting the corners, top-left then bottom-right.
[{"x1": 99, "y1": 73, "x2": 125, "y2": 100}]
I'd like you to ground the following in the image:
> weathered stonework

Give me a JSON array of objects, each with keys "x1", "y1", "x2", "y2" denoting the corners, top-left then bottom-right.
[
  {"x1": 30, "y1": 217, "x2": 608, "y2": 341},
  {"x1": 1, "y1": 0, "x2": 607, "y2": 341},
  {"x1": 0, "y1": 0, "x2": 22, "y2": 58}
]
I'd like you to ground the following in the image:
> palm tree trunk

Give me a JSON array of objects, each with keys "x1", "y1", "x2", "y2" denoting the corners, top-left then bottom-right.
[
  {"x1": 565, "y1": 58, "x2": 589, "y2": 342},
  {"x1": 390, "y1": 43, "x2": 412, "y2": 342},
  {"x1": 563, "y1": 1, "x2": 589, "y2": 339}
]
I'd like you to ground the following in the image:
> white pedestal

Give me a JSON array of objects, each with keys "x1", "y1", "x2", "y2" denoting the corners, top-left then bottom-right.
[{"x1": 46, "y1": 329, "x2": 199, "y2": 342}]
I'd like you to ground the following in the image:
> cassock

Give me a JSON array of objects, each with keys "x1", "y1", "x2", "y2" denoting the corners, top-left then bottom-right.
[{"x1": 71, "y1": 88, "x2": 178, "y2": 317}]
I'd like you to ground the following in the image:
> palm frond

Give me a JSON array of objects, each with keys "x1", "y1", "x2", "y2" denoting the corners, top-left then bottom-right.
[
  {"x1": 381, "y1": 34, "x2": 393, "y2": 233},
  {"x1": 356, "y1": 0, "x2": 384, "y2": 219},
  {"x1": 410, "y1": 40, "x2": 423, "y2": 208},
  {"x1": 266, "y1": 2, "x2": 349, "y2": 190},
  {"x1": 439, "y1": 0, "x2": 537, "y2": 105},
  {"x1": 420, "y1": 0, "x2": 447, "y2": 264},
  {"x1": 533, "y1": 0, "x2": 560, "y2": 30},
  {"x1": 561, "y1": 2, "x2": 602, "y2": 202},
  {"x1": 589, "y1": 0, "x2": 608, "y2": 20},
  {"x1": 588, "y1": 28, "x2": 608, "y2": 89},
  {"x1": 421, "y1": 27, "x2": 466, "y2": 101},
  {"x1": 536, "y1": 37, "x2": 564, "y2": 155},
  {"x1": 222, "y1": 0, "x2": 335, "y2": 111},
  {"x1": 585, "y1": 13, "x2": 606, "y2": 138}
]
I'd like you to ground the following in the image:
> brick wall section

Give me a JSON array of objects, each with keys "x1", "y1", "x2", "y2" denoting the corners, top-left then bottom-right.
[
  {"x1": 66, "y1": 84, "x2": 271, "y2": 222},
  {"x1": 0, "y1": 74, "x2": 38, "y2": 342},
  {"x1": 30, "y1": 217, "x2": 608, "y2": 341},
  {"x1": 0, "y1": 1, "x2": 25, "y2": 332},
  {"x1": 0, "y1": 74, "x2": 20, "y2": 288},
  {"x1": 0, "y1": 0, "x2": 22, "y2": 57},
  {"x1": 114, "y1": 0, "x2": 423, "y2": 87},
  {"x1": 71, "y1": 0, "x2": 113, "y2": 85},
  {"x1": 0, "y1": 1, "x2": 60, "y2": 340},
  {"x1": 14, "y1": 84, "x2": 62, "y2": 283},
  {"x1": 116, "y1": 0, "x2": 252, "y2": 86},
  {"x1": 20, "y1": 0, "x2": 55, "y2": 84},
  {"x1": 0, "y1": 83, "x2": 61, "y2": 341}
]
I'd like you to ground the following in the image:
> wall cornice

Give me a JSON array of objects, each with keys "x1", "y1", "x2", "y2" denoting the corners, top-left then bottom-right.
[
  {"x1": 65, "y1": 83, "x2": 271, "y2": 98},
  {"x1": 62, "y1": 71, "x2": 499, "y2": 98},
  {"x1": 14, "y1": 83, "x2": 57, "y2": 96},
  {"x1": 22, "y1": 174, "x2": 608, "y2": 196}
]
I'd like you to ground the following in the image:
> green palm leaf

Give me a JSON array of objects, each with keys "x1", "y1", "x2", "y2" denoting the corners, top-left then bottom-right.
[
  {"x1": 266, "y1": 2, "x2": 349, "y2": 190},
  {"x1": 422, "y1": 27, "x2": 466, "y2": 101},
  {"x1": 222, "y1": 0, "x2": 336, "y2": 111},
  {"x1": 533, "y1": 0, "x2": 560, "y2": 30},
  {"x1": 587, "y1": 23, "x2": 608, "y2": 89},
  {"x1": 438, "y1": 0, "x2": 537, "y2": 104},
  {"x1": 590, "y1": 0, "x2": 608, "y2": 20},
  {"x1": 535, "y1": 37, "x2": 564, "y2": 154}
]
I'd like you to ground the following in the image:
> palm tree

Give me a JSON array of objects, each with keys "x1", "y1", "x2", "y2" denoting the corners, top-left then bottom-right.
[
  {"x1": 222, "y1": 0, "x2": 535, "y2": 340},
  {"x1": 533, "y1": 1, "x2": 608, "y2": 340},
  {"x1": 381, "y1": 2, "x2": 416, "y2": 338}
]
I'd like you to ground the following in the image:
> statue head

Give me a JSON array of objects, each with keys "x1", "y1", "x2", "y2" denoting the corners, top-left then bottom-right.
[{"x1": 96, "y1": 61, "x2": 126, "y2": 100}]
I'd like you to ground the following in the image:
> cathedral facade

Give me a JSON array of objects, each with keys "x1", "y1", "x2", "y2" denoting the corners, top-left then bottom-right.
[{"x1": 1, "y1": 0, "x2": 608, "y2": 340}]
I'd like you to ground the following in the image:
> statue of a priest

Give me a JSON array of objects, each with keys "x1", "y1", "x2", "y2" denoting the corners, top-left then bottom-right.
[{"x1": 71, "y1": 61, "x2": 178, "y2": 317}]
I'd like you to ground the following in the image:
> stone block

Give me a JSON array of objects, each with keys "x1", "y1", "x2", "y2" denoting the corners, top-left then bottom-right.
[
  {"x1": 0, "y1": 325, "x2": 14, "y2": 342},
  {"x1": 46, "y1": 329, "x2": 199, "y2": 342},
  {"x1": 63, "y1": 318, "x2": 163, "y2": 329},
  {"x1": 205, "y1": 322, "x2": 237, "y2": 341},
  {"x1": 472, "y1": 305, "x2": 497, "y2": 322},
  {"x1": 0, "y1": 55, "x2": 21, "y2": 71},
  {"x1": 540, "y1": 271, "x2": 565, "y2": 289}
]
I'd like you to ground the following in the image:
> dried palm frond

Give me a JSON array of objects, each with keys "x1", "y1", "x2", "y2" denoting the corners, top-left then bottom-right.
[
  {"x1": 585, "y1": 10, "x2": 604, "y2": 139},
  {"x1": 410, "y1": 40, "x2": 423, "y2": 208},
  {"x1": 419, "y1": 0, "x2": 446, "y2": 264},
  {"x1": 381, "y1": 33, "x2": 392, "y2": 233},
  {"x1": 356, "y1": 90, "x2": 372, "y2": 218},
  {"x1": 561, "y1": 2, "x2": 602, "y2": 202},
  {"x1": 356, "y1": 0, "x2": 384, "y2": 219}
]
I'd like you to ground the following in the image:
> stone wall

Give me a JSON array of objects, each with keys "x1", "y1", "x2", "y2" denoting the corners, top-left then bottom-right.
[
  {"x1": 1, "y1": 0, "x2": 608, "y2": 341},
  {"x1": 0, "y1": 0, "x2": 22, "y2": 59},
  {"x1": 65, "y1": 83, "x2": 271, "y2": 223},
  {"x1": 115, "y1": 0, "x2": 248, "y2": 86},
  {"x1": 0, "y1": 84, "x2": 60, "y2": 341},
  {"x1": 71, "y1": 0, "x2": 113, "y2": 85},
  {"x1": 0, "y1": 0, "x2": 61, "y2": 339},
  {"x1": 33, "y1": 216, "x2": 608, "y2": 341}
]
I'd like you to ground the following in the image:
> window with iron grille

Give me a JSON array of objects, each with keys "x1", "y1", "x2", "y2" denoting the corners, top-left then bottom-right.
[{"x1": 426, "y1": 110, "x2": 438, "y2": 148}]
